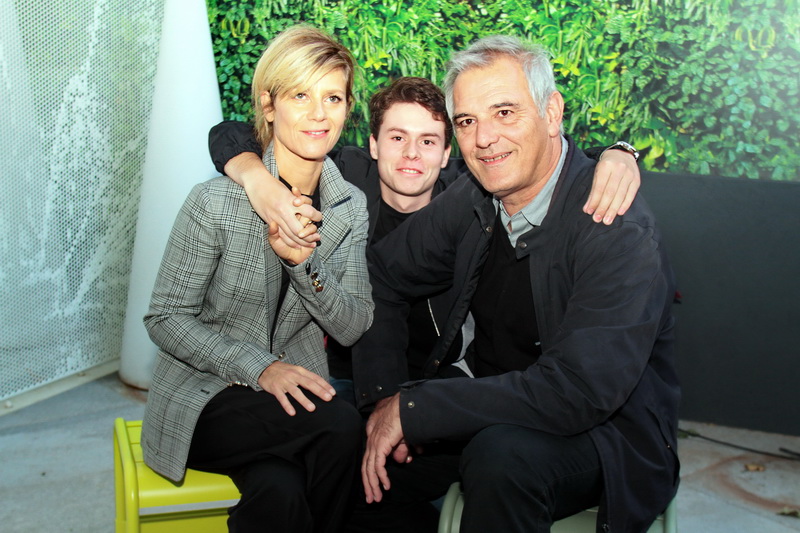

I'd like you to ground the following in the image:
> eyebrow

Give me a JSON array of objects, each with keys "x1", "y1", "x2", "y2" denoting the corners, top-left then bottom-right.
[
  {"x1": 386, "y1": 126, "x2": 443, "y2": 140},
  {"x1": 492, "y1": 101, "x2": 519, "y2": 109},
  {"x1": 452, "y1": 101, "x2": 519, "y2": 121}
]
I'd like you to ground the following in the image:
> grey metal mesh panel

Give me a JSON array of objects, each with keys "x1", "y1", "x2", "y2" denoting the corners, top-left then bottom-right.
[{"x1": 0, "y1": 0, "x2": 164, "y2": 400}]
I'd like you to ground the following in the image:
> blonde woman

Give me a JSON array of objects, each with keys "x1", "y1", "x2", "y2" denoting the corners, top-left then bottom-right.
[{"x1": 141, "y1": 26, "x2": 373, "y2": 532}]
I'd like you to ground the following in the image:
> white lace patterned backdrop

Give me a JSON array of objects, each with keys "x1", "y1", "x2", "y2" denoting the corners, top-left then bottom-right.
[{"x1": 0, "y1": 1, "x2": 164, "y2": 401}]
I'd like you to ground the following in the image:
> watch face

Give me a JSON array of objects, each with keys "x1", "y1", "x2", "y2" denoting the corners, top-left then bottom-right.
[{"x1": 615, "y1": 141, "x2": 639, "y2": 161}]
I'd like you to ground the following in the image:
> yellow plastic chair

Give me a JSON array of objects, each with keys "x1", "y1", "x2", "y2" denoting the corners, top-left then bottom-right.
[
  {"x1": 113, "y1": 418, "x2": 240, "y2": 533},
  {"x1": 437, "y1": 482, "x2": 677, "y2": 533}
]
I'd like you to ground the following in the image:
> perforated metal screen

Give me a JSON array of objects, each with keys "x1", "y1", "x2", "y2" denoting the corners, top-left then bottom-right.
[{"x1": 0, "y1": 1, "x2": 164, "y2": 400}]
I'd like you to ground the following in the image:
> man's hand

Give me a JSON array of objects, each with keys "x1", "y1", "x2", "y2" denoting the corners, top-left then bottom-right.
[
  {"x1": 366, "y1": 397, "x2": 420, "y2": 465},
  {"x1": 257, "y1": 361, "x2": 336, "y2": 416},
  {"x1": 224, "y1": 152, "x2": 322, "y2": 247},
  {"x1": 584, "y1": 148, "x2": 641, "y2": 225},
  {"x1": 362, "y1": 393, "x2": 405, "y2": 503}
]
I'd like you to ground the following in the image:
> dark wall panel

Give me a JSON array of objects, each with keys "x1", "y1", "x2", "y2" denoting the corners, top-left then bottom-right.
[{"x1": 642, "y1": 172, "x2": 800, "y2": 435}]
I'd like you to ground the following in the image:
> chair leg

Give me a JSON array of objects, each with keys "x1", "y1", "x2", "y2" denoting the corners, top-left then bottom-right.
[
  {"x1": 114, "y1": 418, "x2": 141, "y2": 533},
  {"x1": 662, "y1": 496, "x2": 678, "y2": 533},
  {"x1": 438, "y1": 482, "x2": 463, "y2": 533}
]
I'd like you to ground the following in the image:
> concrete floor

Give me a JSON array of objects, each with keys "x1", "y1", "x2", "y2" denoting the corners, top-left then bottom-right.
[{"x1": 1, "y1": 373, "x2": 799, "y2": 532}]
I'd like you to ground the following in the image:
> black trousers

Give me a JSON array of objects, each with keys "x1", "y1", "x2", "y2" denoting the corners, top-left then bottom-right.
[
  {"x1": 187, "y1": 385, "x2": 361, "y2": 533},
  {"x1": 460, "y1": 424, "x2": 603, "y2": 533},
  {"x1": 348, "y1": 424, "x2": 602, "y2": 533}
]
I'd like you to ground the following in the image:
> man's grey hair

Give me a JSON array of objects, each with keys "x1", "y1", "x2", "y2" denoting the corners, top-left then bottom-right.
[{"x1": 443, "y1": 35, "x2": 557, "y2": 120}]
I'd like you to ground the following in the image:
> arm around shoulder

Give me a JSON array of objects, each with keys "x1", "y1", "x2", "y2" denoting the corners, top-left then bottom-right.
[
  {"x1": 583, "y1": 141, "x2": 641, "y2": 224},
  {"x1": 208, "y1": 120, "x2": 261, "y2": 175}
]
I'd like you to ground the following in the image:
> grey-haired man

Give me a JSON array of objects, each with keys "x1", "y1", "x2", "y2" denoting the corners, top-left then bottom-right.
[{"x1": 359, "y1": 36, "x2": 679, "y2": 533}]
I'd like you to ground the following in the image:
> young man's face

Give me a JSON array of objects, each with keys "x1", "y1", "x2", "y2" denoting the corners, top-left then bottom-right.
[{"x1": 370, "y1": 102, "x2": 451, "y2": 213}]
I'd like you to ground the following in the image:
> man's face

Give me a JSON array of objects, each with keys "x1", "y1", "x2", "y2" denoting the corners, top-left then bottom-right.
[
  {"x1": 370, "y1": 102, "x2": 451, "y2": 213},
  {"x1": 452, "y1": 56, "x2": 562, "y2": 214}
]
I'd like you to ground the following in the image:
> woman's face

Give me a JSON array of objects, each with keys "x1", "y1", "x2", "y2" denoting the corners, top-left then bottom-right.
[{"x1": 264, "y1": 68, "x2": 348, "y2": 167}]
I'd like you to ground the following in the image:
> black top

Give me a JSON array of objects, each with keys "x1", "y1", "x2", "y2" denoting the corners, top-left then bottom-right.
[
  {"x1": 272, "y1": 177, "x2": 321, "y2": 345},
  {"x1": 470, "y1": 210, "x2": 541, "y2": 377},
  {"x1": 329, "y1": 198, "x2": 438, "y2": 380}
]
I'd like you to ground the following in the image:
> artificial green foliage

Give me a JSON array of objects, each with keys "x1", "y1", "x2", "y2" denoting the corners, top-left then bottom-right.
[
  {"x1": 607, "y1": 0, "x2": 800, "y2": 178},
  {"x1": 206, "y1": 0, "x2": 799, "y2": 180}
]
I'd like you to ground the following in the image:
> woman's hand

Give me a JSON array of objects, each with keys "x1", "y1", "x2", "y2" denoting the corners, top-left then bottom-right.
[
  {"x1": 583, "y1": 148, "x2": 641, "y2": 225},
  {"x1": 258, "y1": 361, "x2": 336, "y2": 416},
  {"x1": 288, "y1": 186, "x2": 320, "y2": 240},
  {"x1": 268, "y1": 219, "x2": 316, "y2": 266}
]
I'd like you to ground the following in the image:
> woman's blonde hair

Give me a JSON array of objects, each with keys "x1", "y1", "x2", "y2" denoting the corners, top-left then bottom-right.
[{"x1": 252, "y1": 25, "x2": 356, "y2": 149}]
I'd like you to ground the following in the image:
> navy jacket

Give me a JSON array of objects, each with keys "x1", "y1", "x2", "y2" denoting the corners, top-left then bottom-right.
[{"x1": 355, "y1": 137, "x2": 680, "y2": 532}]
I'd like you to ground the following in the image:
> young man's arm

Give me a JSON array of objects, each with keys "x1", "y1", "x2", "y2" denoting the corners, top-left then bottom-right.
[{"x1": 209, "y1": 121, "x2": 321, "y2": 248}]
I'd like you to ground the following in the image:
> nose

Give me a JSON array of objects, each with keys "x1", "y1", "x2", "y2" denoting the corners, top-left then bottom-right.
[
  {"x1": 403, "y1": 141, "x2": 420, "y2": 160},
  {"x1": 309, "y1": 100, "x2": 326, "y2": 121},
  {"x1": 475, "y1": 120, "x2": 498, "y2": 149}
]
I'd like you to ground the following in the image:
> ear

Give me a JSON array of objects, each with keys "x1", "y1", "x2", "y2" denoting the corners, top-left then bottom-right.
[
  {"x1": 260, "y1": 91, "x2": 275, "y2": 123},
  {"x1": 368, "y1": 134, "x2": 379, "y2": 160},
  {"x1": 545, "y1": 91, "x2": 564, "y2": 137},
  {"x1": 440, "y1": 144, "x2": 452, "y2": 168}
]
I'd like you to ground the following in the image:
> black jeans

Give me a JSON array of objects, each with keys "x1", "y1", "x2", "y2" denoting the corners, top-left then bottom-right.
[{"x1": 187, "y1": 386, "x2": 361, "y2": 533}]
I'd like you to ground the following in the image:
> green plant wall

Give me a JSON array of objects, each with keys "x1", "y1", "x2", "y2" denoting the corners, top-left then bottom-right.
[{"x1": 206, "y1": 0, "x2": 800, "y2": 180}]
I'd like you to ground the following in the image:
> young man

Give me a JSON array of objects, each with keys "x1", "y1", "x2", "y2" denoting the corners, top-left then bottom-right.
[{"x1": 209, "y1": 76, "x2": 641, "y2": 406}]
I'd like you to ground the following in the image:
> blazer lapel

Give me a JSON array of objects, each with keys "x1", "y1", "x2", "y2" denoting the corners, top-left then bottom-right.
[
  {"x1": 261, "y1": 221, "x2": 282, "y2": 337},
  {"x1": 315, "y1": 157, "x2": 354, "y2": 263},
  {"x1": 260, "y1": 145, "x2": 292, "y2": 344}
]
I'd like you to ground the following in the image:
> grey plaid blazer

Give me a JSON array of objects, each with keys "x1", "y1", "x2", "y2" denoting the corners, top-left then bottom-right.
[{"x1": 141, "y1": 144, "x2": 373, "y2": 481}]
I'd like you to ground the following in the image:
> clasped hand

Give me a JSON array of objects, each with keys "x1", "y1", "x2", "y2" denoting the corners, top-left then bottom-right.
[{"x1": 268, "y1": 187, "x2": 320, "y2": 265}]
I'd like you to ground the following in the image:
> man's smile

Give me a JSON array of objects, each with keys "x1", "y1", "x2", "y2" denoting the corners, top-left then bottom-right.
[
  {"x1": 397, "y1": 167, "x2": 423, "y2": 175},
  {"x1": 478, "y1": 152, "x2": 510, "y2": 164}
]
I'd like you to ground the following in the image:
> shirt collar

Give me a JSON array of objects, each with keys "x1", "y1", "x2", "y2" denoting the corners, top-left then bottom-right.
[{"x1": 494, "y1": 136, "x2": 568, "y2": 246}]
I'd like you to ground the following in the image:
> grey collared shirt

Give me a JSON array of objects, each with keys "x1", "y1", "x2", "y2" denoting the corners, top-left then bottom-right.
[{"x1": 494, "y1": 136, "x2": 568, "y2": 247}]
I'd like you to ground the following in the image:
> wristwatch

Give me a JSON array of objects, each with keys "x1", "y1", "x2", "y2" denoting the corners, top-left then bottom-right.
[{"x1": 606, "y1": 141, "x2": 640, "y2": 162}]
